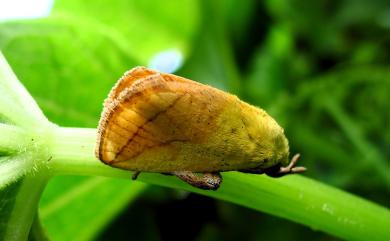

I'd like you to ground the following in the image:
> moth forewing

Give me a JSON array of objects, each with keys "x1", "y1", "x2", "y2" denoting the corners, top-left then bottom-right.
[{"x1": 95, "y1": 67, "x2": 305, "y2": 190}]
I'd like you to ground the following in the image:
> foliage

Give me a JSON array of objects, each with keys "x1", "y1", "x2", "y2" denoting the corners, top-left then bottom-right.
[{"x1": 0, "y1": 0, "x2": 389, "y2": 241}]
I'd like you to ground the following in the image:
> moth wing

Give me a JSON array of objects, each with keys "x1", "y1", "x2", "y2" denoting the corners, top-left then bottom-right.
[
  {"x1": 104, "y1": 66, "x2": 157, "y2": 106},
  {"x1": 96, "y1": 72, "x2": 189, "y2": 165}
]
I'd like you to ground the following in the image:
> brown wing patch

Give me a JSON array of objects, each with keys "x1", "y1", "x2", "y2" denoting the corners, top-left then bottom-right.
[
  {"x1": 97, "y1": 72, "x2": 187, "y2": 163},
  {"x1": 96, "y1": 67, "x2": 231, "y2": 171},
  {"x1": 104, "y1": 66, "x2": 157, "y2": 107}
]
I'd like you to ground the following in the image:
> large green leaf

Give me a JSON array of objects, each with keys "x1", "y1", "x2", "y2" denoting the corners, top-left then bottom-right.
[
  {"x1": 0, "y1": 20, "x2": 138, "y2": 127},
  {"x1": 0, "y1": 1, "x2": 200, "y2": 240},
  {"x1": 52, "y1": 0, "x2": 200, "y2": 65},
  {"x1": 40, "y1": 176, "x2": 146, "y2": 241}
]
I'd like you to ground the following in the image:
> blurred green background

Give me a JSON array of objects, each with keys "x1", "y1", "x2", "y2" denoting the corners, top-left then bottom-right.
[{"x1": 1, "y1": 0, "x2": 389, "y2": 240}]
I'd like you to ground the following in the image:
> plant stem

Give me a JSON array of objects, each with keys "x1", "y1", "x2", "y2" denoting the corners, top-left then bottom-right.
[
  {"x1": 28, "y1": 214, "x2": 51, "y2": 241},
  {"x1": 0, "y1": 124, "x2": 29, "y2": 155},
  {"x1": 0, "y1": 52, "x2": 48, "y2": 127},
  {"x1": 4, "y1": 176, "x2": 48, "y2": 241},
  {"x1": 48, "y1": 127, "x2": 131, "y2": 178},
  {"x1": 49, "y1": 126, "x2": 390, "y2": 241}
]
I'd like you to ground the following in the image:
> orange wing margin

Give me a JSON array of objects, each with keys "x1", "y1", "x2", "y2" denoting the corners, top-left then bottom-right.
[{"x1": 96, "y1": 72, "x2": 187, "y2": 164}]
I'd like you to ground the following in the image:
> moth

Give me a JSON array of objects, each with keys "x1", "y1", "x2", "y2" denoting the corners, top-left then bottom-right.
[{"x1": 95, "y1": 67, "x2": 306, "y2": 190}]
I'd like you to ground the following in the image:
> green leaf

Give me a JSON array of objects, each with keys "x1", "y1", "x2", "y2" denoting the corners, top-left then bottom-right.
[
  {"x1": 0, "y1": 1, "x2": 200, "y2": 240},
  {"x1": 40, "y1": 176, "x2": 146, "y2": 241},
  {"x1": 0, "y1": 180, "x2": 23, "y2": 240},
  {"x1": 0, "y1": 21, "x2": 144, "y2": 240},
  {"x1": 281, "y1": 66, "x2": 390, "y2": 190},
  {"x1": 0, "y1": 52, "x2": 49, "y2": 127},
  {"x1": 245, "y1": 24, "x2": 295, "y2": 107},
  {"x1": 0, "y1": 20, "x2": 138, "y2": 127},
  {"x1": 52, "y1": 0, "x2": 200, "y2": 65},
  {"x1": 0, "y1": 176, "x2": 47, "y2": 241},
  {"x1": 178, "y1": 0, "x2": 241, "y2": 94}
]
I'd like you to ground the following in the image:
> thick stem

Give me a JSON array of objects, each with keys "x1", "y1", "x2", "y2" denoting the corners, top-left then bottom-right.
[
  {"x1": 49, "y1": 126, "x2": 390, "y2": 241},
  {"x1": 48, "y1": 127, "x2": 132, "y2": 178}
]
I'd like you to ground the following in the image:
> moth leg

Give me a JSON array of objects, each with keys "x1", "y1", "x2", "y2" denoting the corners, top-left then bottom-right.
[
  {"x1": 132, "y1": 171, "x2": 141, "y2": 180},
  {"x1": 266, "y1": 153, "x2": 307, "y2": 177},
  {"x1": 172, "y1": 171, "x2": 222, "y2": 190}
]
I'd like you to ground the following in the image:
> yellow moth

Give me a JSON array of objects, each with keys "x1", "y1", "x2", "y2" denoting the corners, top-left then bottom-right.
[{"x1": 96, "y1": 67, "x2": 305, "y2": 190}]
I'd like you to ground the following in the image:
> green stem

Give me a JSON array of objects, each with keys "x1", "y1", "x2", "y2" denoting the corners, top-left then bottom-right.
[
  {"x1": 49, "y1": 127, "x2": 390, "y2": 241},
  {"x1": 0, "y1": 123, "x2": 30, "y2": 155},
  {"x1": 48, "y1": 127, "x2": 130, "y2": 177},
  {"x1": 4, "y1": 176, "x2": 48, "y2": 241},
  {"x1": 28, "y1": 214, "x2": 51, "y2": 241},
  {"x1": 0, "y1": 52, "x2": 48, "y2": 127}
]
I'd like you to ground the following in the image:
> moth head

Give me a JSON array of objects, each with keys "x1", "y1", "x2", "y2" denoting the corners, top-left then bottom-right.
[
  {"x1": 261, "y1": 113, "x2": 290, "y2": 167},
  {"x1": 272, "y1": 130, "x2": 290, "y2": 167},
  {"x1": 239, "y1": 127, "x2": 290, "y2": 174},
  {"x1": 239, "y1": 104, "x2": 290, "y2": 169}
]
